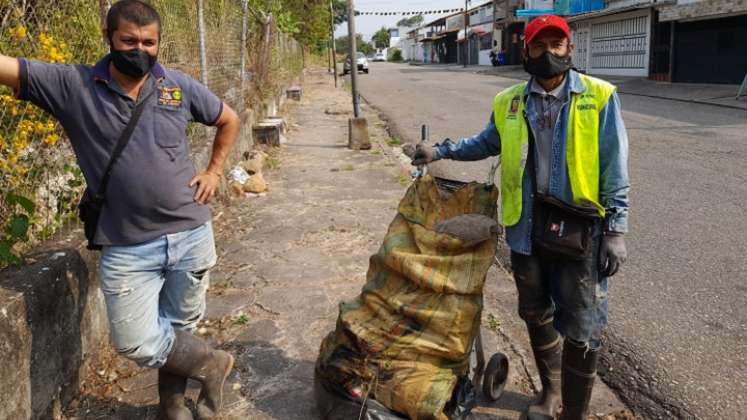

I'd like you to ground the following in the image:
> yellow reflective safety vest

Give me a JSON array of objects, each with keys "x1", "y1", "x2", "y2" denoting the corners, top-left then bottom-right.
[{"x1": 493, "y1": 73, "x2": 616, "y2": 227}]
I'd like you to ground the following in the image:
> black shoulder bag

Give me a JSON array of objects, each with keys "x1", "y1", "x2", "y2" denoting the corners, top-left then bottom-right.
[
  {"x1": 526, "y1": 115, "x2": 602, "y2": 260},
  {"x1": 78, "y1": 90, "x2": 155, "y2": 250}
]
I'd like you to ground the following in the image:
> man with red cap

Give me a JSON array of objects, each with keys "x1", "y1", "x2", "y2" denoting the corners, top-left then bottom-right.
[{"x1": 413, "y1": 15, "x2": 630, "y2": 420}]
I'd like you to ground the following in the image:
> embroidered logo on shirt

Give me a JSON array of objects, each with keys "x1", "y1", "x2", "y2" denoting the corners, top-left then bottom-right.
[{"x1": 158, "y1": 87, "x2": 183, "y2": 107}]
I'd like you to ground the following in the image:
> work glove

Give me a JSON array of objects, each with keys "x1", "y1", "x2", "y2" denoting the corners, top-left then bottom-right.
[
  {"x1": 599, "y1": 233, "x2": 627, "y2": 277},
  {"x1": 411, "y1": 143, "x2": 440, "y2": 166}
]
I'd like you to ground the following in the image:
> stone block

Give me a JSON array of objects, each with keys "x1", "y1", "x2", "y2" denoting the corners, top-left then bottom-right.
[
  {"x1": 348, "y1": 117, "x2": 371, "y2": 150},
  {"x1": 253, "y1": 120, "x2": 284, "y2": 147},
  {"x1": 286, "y1": 86, "x2": 302, "y2": 100},
  {"x1": 0, "y1": 248, "x2": 109, "y2": 419}
]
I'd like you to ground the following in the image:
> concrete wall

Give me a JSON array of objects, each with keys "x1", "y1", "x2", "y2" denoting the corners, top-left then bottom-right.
[{"x1": 0, "y1": 246, "x2": 108, "y2": 419}]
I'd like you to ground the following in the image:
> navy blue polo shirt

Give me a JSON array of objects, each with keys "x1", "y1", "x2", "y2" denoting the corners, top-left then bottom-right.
[{"x1": 18, "y1": 55, "x2": 224, "y2": 246}]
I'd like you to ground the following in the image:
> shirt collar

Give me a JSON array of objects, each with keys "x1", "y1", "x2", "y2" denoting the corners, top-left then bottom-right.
[
  {"x1": 523, "y1": 69, "x2": 585, "y2": 98},
  {"x1": 529, "y1": 76, "x2": 567, "y2": 99},
  {"x1": 92, "y1": 54, "x2": 166, "y2": 83}
]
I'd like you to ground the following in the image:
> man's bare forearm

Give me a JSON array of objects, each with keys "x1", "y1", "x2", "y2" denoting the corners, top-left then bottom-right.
[
  {"x1": 0, "y1": 54, "x2": 21, "y2": 93},
  {"x1": 206, "y1": 103, "x2": 240, "y2": 175}
]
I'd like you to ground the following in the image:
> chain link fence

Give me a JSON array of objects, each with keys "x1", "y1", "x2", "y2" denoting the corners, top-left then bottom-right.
[{"x1": 0, "y1": 0, "x2": 303, "y2": 265}]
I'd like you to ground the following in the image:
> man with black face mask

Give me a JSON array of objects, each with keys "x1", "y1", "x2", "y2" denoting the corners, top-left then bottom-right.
[
  {"x1": 0, "y1": 1, "x2": 241, "y2": 419},
  {"x1": 412, "y1": 15, "x2": 629, "y2": 420}
]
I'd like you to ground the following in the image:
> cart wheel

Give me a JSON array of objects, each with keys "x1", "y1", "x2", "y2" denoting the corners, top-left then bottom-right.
[{"x1": 482, "y1": 352, "x2": 509, "y2": 401}]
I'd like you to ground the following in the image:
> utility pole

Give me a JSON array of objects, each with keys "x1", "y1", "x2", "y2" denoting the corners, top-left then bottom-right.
[
  {"x1": 330, "y1": 0, "x2": 338, "y2": 88},
  {"x1": 347, "y1": 0, "x2": 360, "y2": 117},
  {"x1": 464, "y1": 0, "x2": 469, "y2": 68}
]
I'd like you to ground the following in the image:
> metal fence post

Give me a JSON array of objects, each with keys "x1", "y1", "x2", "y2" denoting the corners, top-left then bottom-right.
[
  {"x1": 240, "y1": 0, "x2": 248, "y2": 111},
  {"x1": 197, "y1": 0, "x2": 208, "y2": 87}
]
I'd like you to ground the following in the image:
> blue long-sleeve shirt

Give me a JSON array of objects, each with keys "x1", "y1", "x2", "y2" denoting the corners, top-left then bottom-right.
[{"x1": 435, "y1": 70, "x2": 630, "y2": 256}]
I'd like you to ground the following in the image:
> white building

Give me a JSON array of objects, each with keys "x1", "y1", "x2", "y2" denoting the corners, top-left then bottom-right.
[{"x1": 569, "y1": 2, "x2": 655, "y2": 77}]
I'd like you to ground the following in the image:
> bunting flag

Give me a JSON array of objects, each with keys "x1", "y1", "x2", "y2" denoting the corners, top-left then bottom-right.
[{"x1": 354, "y1": 8, "x2": 465, "y2": 16}]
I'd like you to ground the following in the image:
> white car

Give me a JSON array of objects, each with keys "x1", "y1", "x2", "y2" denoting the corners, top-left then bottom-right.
[
  {"x1": 373, "y1": 52, "x2": 386, "y2": 62},
  {"x1": 343, "y1": 52, "x2": 369, "y2": 74}
]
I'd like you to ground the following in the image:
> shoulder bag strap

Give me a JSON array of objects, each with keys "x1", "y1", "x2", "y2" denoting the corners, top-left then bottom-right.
[{"x1": 94, "y1": 88, "x2": 157, "y2": 200}]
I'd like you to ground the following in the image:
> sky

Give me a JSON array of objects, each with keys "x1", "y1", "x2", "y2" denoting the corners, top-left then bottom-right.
[{"x1": 334, "y1": 0, "x2": 478, "y2": 41}]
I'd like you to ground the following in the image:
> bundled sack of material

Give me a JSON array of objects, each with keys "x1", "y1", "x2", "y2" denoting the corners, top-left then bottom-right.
[{"x1": 315, "y1": 175, "x2": 500, "y2": 420}]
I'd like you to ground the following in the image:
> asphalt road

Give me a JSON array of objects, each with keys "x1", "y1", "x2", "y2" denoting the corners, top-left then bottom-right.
[{"x1": 353, "y1": 62, "x2": 747, "y2": 419}]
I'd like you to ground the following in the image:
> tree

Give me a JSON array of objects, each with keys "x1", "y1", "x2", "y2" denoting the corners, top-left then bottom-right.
[
  {"x1": 372, "y1": 26, "x2": 390, "y2": 49},
  {"x1": 389, "y1": 48, "x2": 403, "y2": 62},
  {"x1": 396, "y1": 14, "x2": 424, "y2": 28},
  {"x1": 358, "y1": 41, "x2": 375, "y2": 56},
  {"x1": 332, "y1": 0, "x2": 347, "y2": 25},
  {"x1": 335, "y1": 33, "x2": 365, "y2": 55}
]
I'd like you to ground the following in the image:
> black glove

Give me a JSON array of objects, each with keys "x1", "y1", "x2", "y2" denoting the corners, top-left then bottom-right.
[
  {"x1": 411, "y1": 143, "x2": 440, "y2": 166},
  {"x1": 599, "y1": 233, "x2": 627, "y2": 277}
]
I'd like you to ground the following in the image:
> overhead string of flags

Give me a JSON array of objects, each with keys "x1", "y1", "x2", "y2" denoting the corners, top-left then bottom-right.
[{"x1": 354, "y1": 8, "x2": 465, "y2": 16}]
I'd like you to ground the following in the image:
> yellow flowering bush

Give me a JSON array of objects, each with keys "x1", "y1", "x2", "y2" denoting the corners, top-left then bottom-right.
[{"x1": 1, "y1": 0, "x2": 103, "y2": 266}]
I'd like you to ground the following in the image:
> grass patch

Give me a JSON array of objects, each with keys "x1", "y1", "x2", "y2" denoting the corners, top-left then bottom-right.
[
  {"x1": 486, "y1": 313, "x2": 501, "y2": 333},
  {"x1": 342, "y1": 164, "x2": 355, "y2": 171},
  {"x1": 397, "y1": 174, "x2": 410, "y2": 187},
  {"x1": 386, "y1": 137, "x2": 402, "y2": 147},
  {"x1": 234, "y1": 314, "x2": 250, "y2": 326},
  {"x1": 265, "y1": 154, "x2": 280, "y2": 170},
  {"x1": 370, "y1": 149, "x2": 382, "y2": 156}
]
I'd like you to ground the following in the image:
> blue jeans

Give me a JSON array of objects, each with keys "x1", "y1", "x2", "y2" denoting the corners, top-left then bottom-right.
[
  {"x1": 99, "y1": 222, "x2": 217, "y2": 368},
  {"x1": 510, "y1": 233, "x2": 609, "y2": 349}
]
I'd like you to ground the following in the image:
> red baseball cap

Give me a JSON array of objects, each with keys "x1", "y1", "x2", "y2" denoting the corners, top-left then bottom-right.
[{"x1": 524, "y1": 15, "x2": 571, "y2": 46}]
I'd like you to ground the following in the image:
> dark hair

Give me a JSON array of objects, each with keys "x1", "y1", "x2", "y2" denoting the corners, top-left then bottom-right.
[{"x1": 106, "y1": 0, "x2": 161, "y2": 40}]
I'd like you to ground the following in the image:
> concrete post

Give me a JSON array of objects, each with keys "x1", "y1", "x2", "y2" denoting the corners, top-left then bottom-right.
[{"x1": 347, "y1": 0, "x2": 360, "y2": 118}]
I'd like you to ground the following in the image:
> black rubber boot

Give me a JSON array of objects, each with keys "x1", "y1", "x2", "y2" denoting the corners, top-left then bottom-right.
[
  {"x1": 526, "y1": 319, "x2": 562, "y2": 420},
  {"x1": 560, "y1": 339, "x2": 599, "y2": 420},
  {"x1": 163, "y1": 330, "x2": 235, "y2": 420},
  {"x1": 158, "y1": 369, "x2": 193, "y2": 420}
]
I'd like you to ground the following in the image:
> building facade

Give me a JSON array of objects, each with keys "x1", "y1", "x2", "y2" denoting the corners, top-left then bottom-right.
[
  {"x1": 656, "y1": 0, "x2": 747, "y2": 83},
  {"x1": 569, "y1": 3, "x2": 655, "y2": 77}
]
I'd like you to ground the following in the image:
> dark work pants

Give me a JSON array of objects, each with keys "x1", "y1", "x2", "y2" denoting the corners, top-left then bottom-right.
[{"x1": 510, "y1": 236, "x2": 608, "y2": 349}]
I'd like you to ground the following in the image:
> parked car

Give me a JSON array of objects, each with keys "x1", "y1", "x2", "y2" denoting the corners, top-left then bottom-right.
[
  {"x1": 373, "y1": 52, "x2": 386, "y2": 62},
  {"x1": 344, "y1": 52, "x2": 369, "y2": 74}
]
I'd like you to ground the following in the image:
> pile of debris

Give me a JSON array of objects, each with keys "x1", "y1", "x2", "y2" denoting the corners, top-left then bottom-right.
[{"x1": 228, "y1": 150, "x2": 270, "y2": 197}]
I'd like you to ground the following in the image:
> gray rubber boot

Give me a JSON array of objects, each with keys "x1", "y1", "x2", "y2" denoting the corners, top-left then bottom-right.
[
  {"x1": 163, "y1": 330, "x2": 235, "y2": 420},
  {"x1": 560, "y1": 339, "x2": 599, "y2": 420},
  {"x1": 526, "y1": 319, "x2": 562, "y2": 420},
  {"x1": 158, "y1": 370, "x2": 193, "y2": 420}
]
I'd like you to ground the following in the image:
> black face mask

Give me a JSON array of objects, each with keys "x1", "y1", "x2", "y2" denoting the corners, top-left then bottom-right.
[
  {"x1": 110, "y1": 48, "x2": 157, "y2": 78},
  {"x1": 523, "y1": 51, "x2": 573, "y2": 80}
]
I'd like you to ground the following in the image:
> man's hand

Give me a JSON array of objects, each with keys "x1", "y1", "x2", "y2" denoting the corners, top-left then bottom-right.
[
  {"x1": 599, "y1": 233, "x2": 627, "y2": 277},
  {"x1": 189, "y1": 171, "x2": 221, "y2": 204},
  {"x1": 411, "y1": 143, "x2": 440, "y2": 166}
]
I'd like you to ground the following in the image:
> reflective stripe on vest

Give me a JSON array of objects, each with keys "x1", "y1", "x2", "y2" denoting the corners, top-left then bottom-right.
[{"x1": 493, "y1": 74, "x2": 616, "y2": 227}]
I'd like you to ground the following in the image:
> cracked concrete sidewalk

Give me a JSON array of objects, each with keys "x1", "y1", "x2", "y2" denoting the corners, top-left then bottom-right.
[{"x1": 64, "y1": 68, "x2": 632, "y2": 420}]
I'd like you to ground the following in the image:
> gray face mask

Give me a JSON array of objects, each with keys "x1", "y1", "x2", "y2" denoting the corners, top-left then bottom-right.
[
  {"x1": 523, "y1": 51, "x2": 573, "y2": 79},
  {"x1": 110, "y1": 48, "x2": 157, "y2": 78}
]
